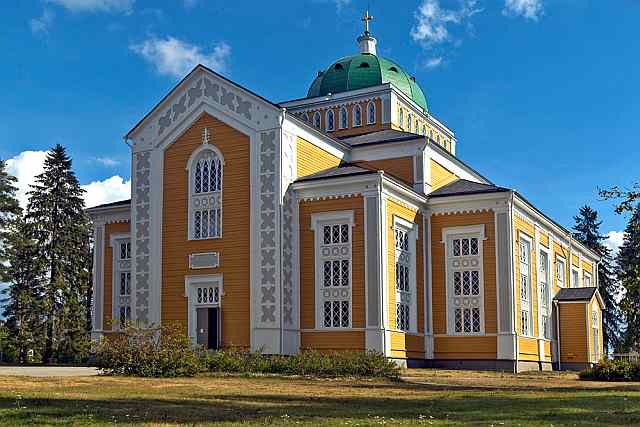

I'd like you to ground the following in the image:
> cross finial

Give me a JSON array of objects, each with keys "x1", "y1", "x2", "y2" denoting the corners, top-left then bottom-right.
[
  {"x1": 361, "y1": 10, "x2": 374, "y2": 36},
  {"x1": 202, "y1": 127, "x2": 210, "y2": 144}
]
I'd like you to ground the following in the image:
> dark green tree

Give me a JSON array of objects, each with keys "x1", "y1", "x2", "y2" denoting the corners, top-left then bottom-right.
[
  {"x1": 0, "y1": 159, "x2": 21, "y2": 281},
  {"x1": 617, "y1": 205, "x2": 640, "y2": 351},
  {"x1": 1, "y1": 218, "x2": 46, "y2": 362},
  {"x1": 25, "y1": 145, "x2": 92, "y2": 363},
  {"x1": 572, "y1": 206, "x2": 622, "y2": 352}
]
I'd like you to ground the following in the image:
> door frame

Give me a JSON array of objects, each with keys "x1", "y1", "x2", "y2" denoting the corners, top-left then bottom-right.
[{"x1": 185, "y1": 274, "x2": 223, "y2": 345}]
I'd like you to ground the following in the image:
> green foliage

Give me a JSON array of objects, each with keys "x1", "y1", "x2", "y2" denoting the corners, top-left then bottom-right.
[
  {"x1": 580, "y1": 358, "x2": 640, "y2": 381},
  {"x1": 617, "y1": 205, "x2": 640, "y2": 352},
  {"x1": 206, "y1": 348, "x2": 401, "y2": 380},
  {"x1": 0, "y1": 158, "x2": 21, "y2": 282},
  {"x1": 572, "y1": 205, "x2": 622, "y2": 352},
  {"x1": 95, "y1": 323, "x2": 207, "y2": 377}
]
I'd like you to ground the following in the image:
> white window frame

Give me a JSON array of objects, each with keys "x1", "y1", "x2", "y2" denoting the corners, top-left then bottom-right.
[
  {"x1": 353, "y1": 104, "x2": 362, "y2": 127},
  {"x1": 110, "y1": 233, "x2": 131, "y2": 330},
  {"x1": 556, "y1": 256, "x2": 566, "y2": 288},
  {"x1": 399, "y1": 108, "x2": 404, "y2": 129},
  {"x1": 592, "y1": 309, "x2": 600, "y2": 361},
  {"x1": 407, "y1": 113, "x2": 413, "y2": 132},
  {"x1": 313, "y1": 111, "x2": 321, "y2": 128},
  {"x1": 326, "y1": 110, "x2": 335, "y2": 131},
  {"x1": 443, "y1": 225, "x2": 486, "y2": 336},
  {"x1": 367, "y1": 101, "x2": 376, "y2": 125},
  {"x1": 571, "y1": 267, "x2": 580, "y2": 288},
  {"x1": 519, "y1": 234, "x2": 534, "y2": 337},
  {"x1": 584, "y1": 271, "x2": 592, "y2": 288},
  {"x1": 184, "y1": 274, "x2": 223, "y2": 345},
  {"x1": 339, "y1": 106, "x2": 348, "y2": 129},
  {"x1": 186, "y1": 143, "x2": 224, "y2": 241},
  {"x1": 393, "y1": 216, "x2": 418, "y2": 333},
  {"x1": 311, "y1": 210, "x2": 355, "y2": 330},
  {"x1": 538, "y1": 248, "x2": 552, "y2": 339}
]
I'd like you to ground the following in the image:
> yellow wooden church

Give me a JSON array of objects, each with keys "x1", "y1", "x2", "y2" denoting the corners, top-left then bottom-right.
[{"x1": 88, "y1": 15, "x2": 604, "y2": 372}]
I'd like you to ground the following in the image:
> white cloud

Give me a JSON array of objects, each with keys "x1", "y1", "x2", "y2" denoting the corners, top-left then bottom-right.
[
  {"x1": 30, "y1": 9, "x2": 55, "y2": 36},
  {"x1": 503, "y1": 0, "x2": 543, "y2": 21},
  {"x1": 82, "y1": 176, "x2": 131, "y2": 208},
  {"x1": 6, "y1": 151, "x2": 47, "y2": 209},
  {"x1": 130, "y1": 37, "x2": 231, "y2": 79},
  {"x1": 313, "y1": 0, "x2": 351, "y2": 12},
  {"x1": 411, "y1": 0, "x2": 481, "y2": 46},
  {"x1": 604, "y1": 231, "x2": 625, "y2": 256},
  {"x1": 424, "y1": 56, "x2": 444, "y2": 69},
  {"x1": 46, "y1": 0, "x2": 135, "y2": 14},
  {"x1": 6, "y1": 150, "x2": 130, "y2": 210},
  {"x1": 92, "y1": 156, "x2": 120, "y2": 167}
]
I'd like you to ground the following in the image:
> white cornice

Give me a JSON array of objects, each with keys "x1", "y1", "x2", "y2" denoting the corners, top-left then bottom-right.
[
  {"x1": 427, "y1": 192, "x2": 511, "y2": 216},
  {"x1": 87, "y1": 205, "x2": 131, "y2": 225},
  {"x1": 283, "y1": 116, "x2": 349, "y2": 160}
]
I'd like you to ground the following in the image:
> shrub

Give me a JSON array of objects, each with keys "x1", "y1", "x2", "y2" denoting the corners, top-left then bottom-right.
[
  {"x1": 206, "y1": 349, "x2": 401, "y2": 380},
  {"x1": 95, "y1": 323, "x2": 206, "y2": 377},
  {"x1": 580, "y1": 359, "x2": 640, "y2": 381}
]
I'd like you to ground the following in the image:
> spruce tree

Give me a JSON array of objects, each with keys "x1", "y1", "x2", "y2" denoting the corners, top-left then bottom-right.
[
  {"x1": 1, "y1": 218, "x2": 45, "y2": 362},
  {"x1": 617, "y1": 204, "x2": 640, "y2": 351},
  {"x1": 0, "y1": 159, "x2": 21, "y2": 281},
  {"x1": 25, "y1": 145, "x2": 92, "y2": 362},
  {"x1": 572, "y1": 206, "x2": 622, "y2": 352}
]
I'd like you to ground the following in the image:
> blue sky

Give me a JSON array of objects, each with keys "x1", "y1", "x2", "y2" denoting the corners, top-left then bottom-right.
[{"x1": 1, "y1": 0, "x2": 639, "y2": 251}]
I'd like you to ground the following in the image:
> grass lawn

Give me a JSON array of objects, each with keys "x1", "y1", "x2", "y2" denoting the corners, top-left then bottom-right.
[{"x1": 0, "y1": 369, "x2": 637, "y2": 426}]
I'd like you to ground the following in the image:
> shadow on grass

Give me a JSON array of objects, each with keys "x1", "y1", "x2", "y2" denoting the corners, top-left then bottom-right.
[{"x1": 0, "y1": 389, "x2": 639, "y2": 425}]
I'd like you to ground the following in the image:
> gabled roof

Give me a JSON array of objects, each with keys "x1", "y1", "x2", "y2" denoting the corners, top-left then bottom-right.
[
  {"x1": 86, "y1": 199, "x2": 131, "y2": 211},
  {"x1": 429, "y1": 179, "x2": 510, "y2": 198},
  {"x1": 296, "y1": 164, "x2": 377, "y2": 182},
  {"x1": 340, "y1": 129, "x2": 421, "y2": 146},
  {"x1": 554, "y1": 287, "x2": 598, "y2": 302}
]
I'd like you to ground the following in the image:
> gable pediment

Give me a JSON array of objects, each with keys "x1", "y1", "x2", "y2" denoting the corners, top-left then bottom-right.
[{"x1": 127, "y1": 65, "x2": 282, "y2": 150}]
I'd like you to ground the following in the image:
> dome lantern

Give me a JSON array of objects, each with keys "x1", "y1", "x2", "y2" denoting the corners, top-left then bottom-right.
[{"x1": 357, "y1": 10, "x2": 377, "y2": 55}]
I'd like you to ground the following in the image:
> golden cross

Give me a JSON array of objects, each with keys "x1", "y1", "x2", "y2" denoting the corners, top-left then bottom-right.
[{"x1": 361, "y1": 10, "x2": 374, "y2": 35}]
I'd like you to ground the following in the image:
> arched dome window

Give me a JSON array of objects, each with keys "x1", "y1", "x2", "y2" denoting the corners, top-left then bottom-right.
[
  {"x1": 353, "y1": 104, "x2": 362, "y2": 127},
  {"x1": 407, "y1": 113, "x2": 413, "y2": 132},
  {"x1": 339, "y1": 107, "x2": 348, "y2": 129},
  {"x1": 326, "y1": 110, "x2": 335, "y2": 131},
  {"x1": 313, "y1": 112, "x2": 321, "y2": 129},
  {"x1": 367, "y1": 101, "x2": 376, "y2": 125},
  {"x1": 187, "y1": 145, "x2": 224, "y2": 240}
]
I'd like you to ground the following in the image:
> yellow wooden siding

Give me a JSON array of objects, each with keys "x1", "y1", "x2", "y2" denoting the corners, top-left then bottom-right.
[
  {"x1": 356, "y1": 157, "x2": 414, "y2": 186},
  {"x1": 539, "y1": 231, "x2": 549, "y2": 248},
  {"x1": 301, "y1": 331, "x2": 365, "y2": 352},
  {"x1": 518, "y1": 337, "x2": 539, "y2": 362},
  {"x1": 162, "y1": 113, "x2": 251, "y2": 348},
  {"x1": 434, "y1": 336, "x2": 497, "y2": 359},
  {"x1": 103, "y1": 221, "x2": 130, "y2": 330},
  {"x1": 582, "y1": 260, "x2": 593, "y2": 275},
  {"x1": 558, "y1": 302, "x2": 589, "y2": 363},
  {"x1": 386, "y1": 198, "x2": 424, "y2": 358},
  {"x1": 513, "y1": 215, "x2": 539, "y2": 338},
  {"x1": 552, "y1": 241, "x2": 571, "y2": 293},
  {"x1": 431, "y1": 211, "x2": 497, "y2": 335},
  {"x1": 430, "y1": 160, "x2": 458, "y2": 190},
  {"x1": 299, "y1": 196, "x2": 365, "y2": 331},
  {"x1": 296, "y1": 136, "x2": 342, "y2": 178}
]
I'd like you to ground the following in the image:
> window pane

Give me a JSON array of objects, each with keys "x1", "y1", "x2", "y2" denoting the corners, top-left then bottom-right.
[{"x1": 323, "y1": 302, "x2": 331, "y2": 327}]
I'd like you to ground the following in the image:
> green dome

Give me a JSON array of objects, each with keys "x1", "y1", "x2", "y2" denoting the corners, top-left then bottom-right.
[{"x1": 307, "y1": 53, "x2": 428, "y2": 113}]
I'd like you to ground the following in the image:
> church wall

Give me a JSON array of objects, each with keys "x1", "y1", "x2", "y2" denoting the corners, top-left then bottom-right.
[
  {"x1": 296, "y1": 98, "x2": 386, "y2": 139},
  {"x1": 296, "y1": 136, "x2": 343, "y2": 178},
  {"x1": 386, "y1": 197, "x2": 424, "y2": 359},
  {"x1": 395, "y1": 100, "x2": 453, "y2": 153},
  {"x1": 558, "y1": 302, "x2": 589, "y2": 364},
  {"x1": 430, "y1": 160, "x2": 459, "y2": 191},
  {"x1": 588, "y1": 299, "x2": 603, "y2": 362},
  {"x1": 298, "y1": 195, "x2": 366, "y2": 352},
  {"x1": 162, "y1": 113, "x2": 252, "y2": 349},
  {"x1": 430, "y1": 210, "x2": 498, "y2": 360},
  {"x1": 103, "y1": 221, "x2": 130, "y2": 330},
  {"x1": 513, "y1": 213, "x2": 540, "y2": 340},
  {"x1": 355, "y1": 157, "x2": 414, "y2": 186}
]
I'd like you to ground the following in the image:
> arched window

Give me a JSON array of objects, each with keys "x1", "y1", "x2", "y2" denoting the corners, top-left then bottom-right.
[
  {"x1": 353, "y1": 105, "x2": 362, "y2": 127},
  {"x1": 407, "y1": 113, "x2": 412, "y2": 132},
  {"x1": 399, "y1": 108, "x2": 404, "y2": 129},
  {"x1": 416, "y1": 120, "x2": 419, "y2": 133},
  {"x1": 339, "y1": 107, "x2": 348, "y2": 129},
  {"x1": 429, "y1": 129, "x2": 434, "y2": 141},
  {"x1": 188, "y1": 146, "x2": 223, "y2": 240},
  {"x1": 422, "y1": 125, "x2": 427, "y2": 136},
  {"x1": 313, "y1": 111, "x2": 321, "y2": 129},
  {"x1": 326, "y1": 110, "x2": 335, "y2": 131},
  {"x1": 367, "y1": 101, "x2": 376, "y2": 125},
  {"x1": 301, "y1": 112, "x2": 309, "y2": 122}
]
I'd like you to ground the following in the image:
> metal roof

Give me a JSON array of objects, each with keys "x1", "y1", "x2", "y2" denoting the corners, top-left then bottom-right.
[
  {"x1": 295, "y1": 164, "x2": 377, "y2": 182},
  {"x1": 554, "y1": 287, "x2": 598, "y2": 302},
  {"x1": 429, "y1": 179, "x2": 510, "y2": 198},
  {"x1": 86, "y1": 199, "x2": 131, "y2": 211}
]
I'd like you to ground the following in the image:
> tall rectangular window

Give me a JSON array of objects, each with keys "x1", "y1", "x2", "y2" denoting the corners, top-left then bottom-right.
[
  {"x1": 556, "y1": 257, "x2": 566, "y2": 288},
  {"x1": 592, "y1": 310, "x2": 600, "y2": 361},
  {"x1": 114, "y1": 238, "x2": 132, "y2": 326},
  {"x1": 571, "y1": 268, "x2": 580, "y2": 288},
  {"x1": 519, "y1": 237, "x2": 532, "y2": 336},
  {"x1": 394, "y1": 225, "x2": 415, "y2": 332},
  {"x1": 584, "y1": 272, "x2": 592, "y2": 287},
  {"x1": 312, "y1": 212, "x2": 353, "y2": 329},
  {"x1": 445, "y1": 226, "x2": 484, "y2": 335},
  {"x1": 539, "y1": 250, "x2": 551, "y2": 339}
]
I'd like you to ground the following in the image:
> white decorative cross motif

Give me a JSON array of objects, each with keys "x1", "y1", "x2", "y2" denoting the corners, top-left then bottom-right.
[{"x1": 202, "y1": 127, "x2": 210, "y2": 145}]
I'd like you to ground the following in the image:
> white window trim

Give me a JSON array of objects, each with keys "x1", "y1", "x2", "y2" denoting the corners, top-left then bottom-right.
[
  {"x1": 399, "y1": 108, "x2": 404, "y2": 129},
  {"x1": 584, "y1": 271, "x2": 592, "y2": 288},
  {"x1": 184, "y1": 273, "x2": 223, "y2": 344},
  {"x1": 326, "y1": 110, "x2": 335, "y2": 131},
  {"x1": 109, "y1": 232, "x2": 131, "y2": 330},
  {"x1": 556, "y1": 255, "x2": 566, "y2": 288},
  {"x1": 538, "y1": 247, "x2": 552, "y2": 340},
  {"x1": 519, "y1": 233, "x2": 534, "y2": 338},
  {"x1": 310, "y1": 210, "x2": 355, "y2": 330},
  {"x1": 407, "y1": 113, "x2": 413, "y2": 132},
  {"x1": 366, "y1": 101, "x2": 376, "y2": 125},
  {"x1": 442, "y1": 224, "x2": 486, "y2": 336},
  {"x1": 339, "y1": 106, "x2": 348, "y2": 129},
  {"x1": 393, "y1": 215, "x2": 418, "y2": 333},
  {"x1": 571, "y1": 266, "x2": 581, "y2": 288},
  {"x1": 186, "y1": 143, "x2": 225, "y2": 241},
  {"x1": 313, "y1": 111, "x2": 321, "y2": 128},
  {"x1": 352, "y1": 104, "x2": 363, "y2": 127}
]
